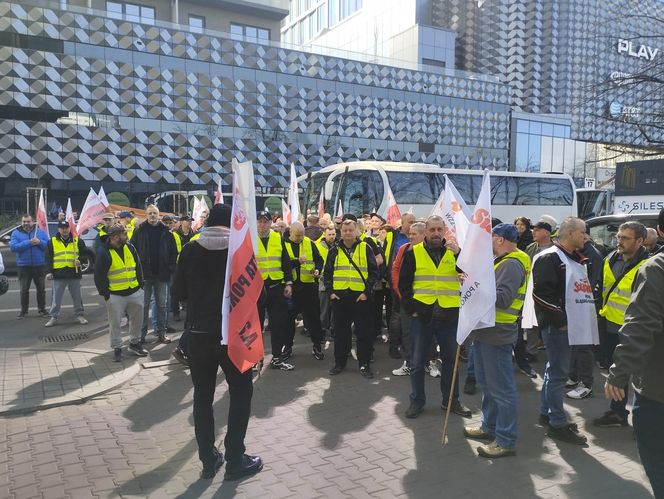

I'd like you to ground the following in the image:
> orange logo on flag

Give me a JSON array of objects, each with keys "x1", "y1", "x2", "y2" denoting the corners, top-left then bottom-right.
[{"x1": 471, "y1": 208, "x2": 492, "y2": 233}]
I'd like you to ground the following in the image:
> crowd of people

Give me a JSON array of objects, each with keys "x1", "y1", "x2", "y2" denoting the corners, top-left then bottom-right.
[{"x1": 7, "y1": 203, "x2": 663, "y2": 493}]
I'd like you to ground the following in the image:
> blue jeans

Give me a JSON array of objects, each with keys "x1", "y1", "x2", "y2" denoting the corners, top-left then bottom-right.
[
  {"x1": 474, "y1": 341, "x2": 518, "y2": 447},
  {"x1": 540, "y1": 324, "x2": 571, "y2": 428},
  {"x1": 633, "y1": 393, "x2": 664, "y2": 498},
  {"x1": 466, "y1": 343, "x2": 476, "y2": 381},
  {"x1": 410, "y1": 314, "x2": 459, "y2": 407},
  {"x1": 141, "y1": 279, "x2": 168, "y2": 340}
]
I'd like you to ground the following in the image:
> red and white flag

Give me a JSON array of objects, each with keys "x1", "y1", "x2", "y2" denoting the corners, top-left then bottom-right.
[
  {"x1": 456, "y1": 171, "x2": 496, "y2": 344},
  {"x1": 282, "y1": 199, "x2": 291, "y2": 225},
  {"x1": 37, "y1": 189, "x2": 49, "y2": 237},
  {"x1": 222, "y1": 169, "x2": 265, "y2": 373},
  {"x1": 214, "y1": 177, "x2": 224, "y2": 205},
  {"x1": 336, "y1": 199, "x2": 343, "y2": 218},
  {"x1": 97, "y1": 186, "x2": 109, "y2": 208},
  {"x1": 317, "y1": 188, "x2": 325, "y2": 218},
  {"x1": 385, "y1": 185, "x2": 401, "y2": 226},
  {"x1": 288, "y1": 163, "x2": 300, "y2": 223},
  {"x1": 192, "y1": 196, "x2": 207, "y2": 232},
  {"x1": 65, "y1": 198, "x2": 77, "y2": 237},
  {"x1": 76, "y1": 188, "x2": 106, "y2": 235}
]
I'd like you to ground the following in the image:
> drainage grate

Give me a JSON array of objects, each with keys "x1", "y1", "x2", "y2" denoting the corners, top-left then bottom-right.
[{"x1": 40, "y1": 333, "x2": 89, "y2": 343}]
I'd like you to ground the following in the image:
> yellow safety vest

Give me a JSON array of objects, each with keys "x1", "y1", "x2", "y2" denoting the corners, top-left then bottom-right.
[
  {"x1": 285, "y1": 237, "x2": 315, "y2": 283},
  {"x1": 383, "y1": 231, "x2": 394, "y2": 266},
  {"x1": 107, "y1": 245, "x2": 139, "y2": 292},
  {"x1": 256, "y1": 231, "x2": 285, "y2": 281},
  {"x1": 97, "y1": 224, "x2": 108, "y2": 237},
  {"x1": 126, "y1": 227, "x2": 134, "y2": 240},
  {"x1": 333, "y1": 242, "x2": 369, "y2": 292},
  {"x1": 494, "y1": 250, "x2": 531, "y2": 324},
  {"x1": 172, "y1": 232, "x2": 182, "y2": 254},
  {"x1": 51, "y1": 237, "x2": 78, "y2": 269},
  {"x1": 316, "y1": 240, "x2": 331, "y2": 264},
  {"x1": 190, "y1": 232, "x2": 201, "y2": 241},
  {"x1": 412, "y1": 242, "x2": 460, "y2": 308},
  {"x1": 599, "y1": 256, "x2": 647, "y2": 326}
]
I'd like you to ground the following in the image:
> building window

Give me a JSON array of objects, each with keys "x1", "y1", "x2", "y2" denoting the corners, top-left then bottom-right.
[
  {"x1": 316, "y1": 5, "x2": 327, "y2": 32},
  {"x1": 107, "y1": 1, "x2": 155, "y2": 24},
  {"x1": 188, "y1": 14, "x2": 205, "y2": 33},
  {"x1": 328, "y1": 0, "x2": 339, "y2": 26},
  {"x1": 230, "y1": 23, "x2": 270, "y2": 41}
]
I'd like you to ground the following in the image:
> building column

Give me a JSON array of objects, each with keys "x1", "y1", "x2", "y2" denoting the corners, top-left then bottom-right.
[{"x1": 172, "y1": 0, "x2": 179, "y2": 24}]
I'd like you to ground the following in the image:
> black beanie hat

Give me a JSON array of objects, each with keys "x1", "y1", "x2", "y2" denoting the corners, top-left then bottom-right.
[{"x1": 207, "y1": 204, "x2": 232, "y2": 227}]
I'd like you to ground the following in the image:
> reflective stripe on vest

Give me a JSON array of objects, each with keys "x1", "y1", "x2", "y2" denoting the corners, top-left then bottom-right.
[
  {"x1": 190, "y1": 232, "x2": 201, "y2": 241},
  {"x1": 383, "y1": 231, "x2": 394, "y2": 266},
  {"x1": 598, "y1": 256, "x2": 647, "y2": 326},
  {"x1": 107, "y1": 245, "x2": 139, "y2": 292},
  {"x1": 285, "y1": 237, "x2": 315, "y2": 283},
  {"x1": 494, "y1": 250, "x2": 531, "y2": 324},
  {"x1": 333, "y1": 242, "x2": 368, "y2": 291},
  {"x1": 256, "y1": 231, "x2": 285, "y2": 281},
  {"x1": 51, "y1": 237, "x2": 77, "y2": 269},
  {"x1": 412, "y1": 242, "x2": 460, "y2": 308},
  {"x1": 172, "y1": 232, "x2": 182, "y2": 254}
]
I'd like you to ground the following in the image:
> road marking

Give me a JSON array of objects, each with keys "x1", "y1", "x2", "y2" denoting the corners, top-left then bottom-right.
[
  {"x1": 5, "y1": 285, "x2": 98, "y2": 294},
  {"x1": 0, "y1": 303, "x2": 100, "y2": 313}
]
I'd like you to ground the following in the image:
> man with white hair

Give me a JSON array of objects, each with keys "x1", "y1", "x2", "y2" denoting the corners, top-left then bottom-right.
[{"x1": 644, "y1": 227, "x2": 661, "y2": 255}]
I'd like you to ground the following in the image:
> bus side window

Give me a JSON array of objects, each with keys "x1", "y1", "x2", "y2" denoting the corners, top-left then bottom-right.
[{"x1": 539, "y1": 179, "x2": 573, "y2": 206}]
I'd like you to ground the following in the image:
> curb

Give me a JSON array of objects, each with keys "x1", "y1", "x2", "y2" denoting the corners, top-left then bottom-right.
[{"x1": 0, "y1": 348, "x2": 142, "y2": 416}]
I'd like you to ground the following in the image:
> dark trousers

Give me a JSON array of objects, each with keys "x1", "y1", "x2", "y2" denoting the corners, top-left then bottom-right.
[
  {"x1": 372, "y1": 288, "x2": 392, "y2": 340},
  {"x1": 332, "y1": 295, "x2": 372, "y2": 367},
  {"x1": 604, "y1": 332, "x2": 630, "y2": 417},
  {"x1": 285, "y1": 283, "x2": 323, "y2": 348},
  {"x1": 568, "y1": 345, "x2": 594, "y2": 387},
  {"x1": 388, "y1": 294, "x2": 402, "y2": 349},
  {"x1": 513, "y1": 326, "x2": 530, "y2": 369},
  {"x1": 188, "y1": 331, "x2": 253, "y2": 468},
  {"x1": 18, "y1": 265, "x2": 46, "y2": 314},
  {"x1": 258, "y1": 284, "x2": 289, "y2": 357},
  {"x1": 633, "y1": 393, "x2": 664, "y2": 498}
]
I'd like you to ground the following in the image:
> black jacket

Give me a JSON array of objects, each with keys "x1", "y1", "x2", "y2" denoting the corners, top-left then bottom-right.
[
  {"x1": 517, "y1": 230, "x2": 534, "y2": 252},
  {"x1": 398, "y1": 240, "x2": 460, "y2": 324},
  {"x1": 94, "y1": 241, "x2": 144, "y2": 300},
  {"x1": 171, "y1": 228, "x2": 228, "y2": 334},
  {"x1": 532, "y1": 243, "x2": 588, "y2": 329},
  {"x1": 323, "y1": 239, "x2": 379, "y2": 298},
  {"x1": 46, "y1": 234, "x2": 87, "y2": 280},
  {"x1": 130, "y1": 221, "x2": 177, "y2": 281}
]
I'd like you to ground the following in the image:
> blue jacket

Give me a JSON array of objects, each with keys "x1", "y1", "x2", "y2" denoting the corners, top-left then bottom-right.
[{"x1": 10, "y1": 227, "x2": 48, "y2": 267}]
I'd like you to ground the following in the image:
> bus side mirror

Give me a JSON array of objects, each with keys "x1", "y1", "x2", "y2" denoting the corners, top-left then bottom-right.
[{"x1": 324, "y1": 180, "x2": 333, "y2": 200}]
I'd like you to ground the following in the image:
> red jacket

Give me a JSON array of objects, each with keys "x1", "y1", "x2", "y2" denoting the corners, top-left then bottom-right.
[{"x1": 391, "y1": 242, "x2": 411, "y2": 299}]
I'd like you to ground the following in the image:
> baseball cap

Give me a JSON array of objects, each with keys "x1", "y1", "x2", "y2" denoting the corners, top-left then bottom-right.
[
  {"x1": 532, "y1": 221, "x2": 553, "y2": 233},
  {"x1": 538, "y1": 215, "x2": 558, "y2": 232},
  {"x1": 119, "y1": 211, "x2": 131, "y2": 218},
  {"x1": 102, "y1": 213, "x2": 114, "y2": 220},
  {"x1": 257, "y1": 210, "x2": 271, "y2": 221},
  {"x1": 341, "y1": 213, "x2": 358, "y2": 222},
  {"x1": 57, "y1": 221, "x2": 69, "y2": 229},
  {"x1": 179, "y1": 215, "x2": 192, "y2": 222},
  {"x1": 161, "y1": 215, "x2": 174, "y2": 222},
  {"x1": 106, "y1": 224, "x2": 126, "y2": 236},
  {"x1": 492, "y1": 223, "x2": 519, "y2": 243}
]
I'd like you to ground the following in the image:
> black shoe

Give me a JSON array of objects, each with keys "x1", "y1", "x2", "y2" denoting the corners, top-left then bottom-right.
[
  {"x1": 539, "y1": 414, "x2": 578, "y2": 431},
  {"x1": 312, "y1": 345, "x2": 324, "y2": 361},
  {"x1": 158, "y1": 335, "x2": 172, "y2": 344},
  {"x1": 518, "y1": 365, "x2": 538, "y2": 379},
  {"x1": 172, "y1": 348, "x2": 189, "y2": 367},
  {"x1": 269, "y1": 357, "x2": 294, "y2": 371},
  {"x1": 281, "y1": 347, "x2": 293, "y2": 361},
  {"x1": 113, "y1": 348, "x2": 122, "y2": 362},
  {"x1": 224, "y1": 455, "x2": 263, "y2": 481},
  {"x1": 405, "y1": 401, "x2": 424, "y2": 419},
  {"x1": 128, "y1": 342, "x2": 149, "y2": 357},
  {"x1": 328, "y1": 365, "x2": 344, "y2": 375},
  {"x1": 593, "y1": 411, "x2": 629, "y2": 428},
  {"x1": 389, "y1": 347, "x2": 402, "y2": 359},
  {"x1": 360, "y1": 365, "x2": 374, "y2": 379},
  {"x1": 463, "y1": 377, "x2": 476, "y2": 395},
  {"x1": 547, "y1": 424, "x2": 588, "y2": 445},
  {"x1": 38, "y1": 309, "x2": 49, "y2": 317},
  {"x1": 17, "y1": 313, "x2": 26, "y2": 320},
  {"x1": 200, "y1": 452, "x2": 224, "y2": 480},
  {"x1": 441, "y1": 401, "x2": 472, "y2": 418}
]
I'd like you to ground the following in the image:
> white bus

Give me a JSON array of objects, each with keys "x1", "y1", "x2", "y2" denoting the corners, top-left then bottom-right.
[{"x1": 301, "y1": 162, "x2": 577, "y2": 224}]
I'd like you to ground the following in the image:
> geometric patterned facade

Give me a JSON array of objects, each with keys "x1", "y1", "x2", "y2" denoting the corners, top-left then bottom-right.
[
  {"x1": 433, "y1": 0, "x2": 664, "y2": 147},
  {"x1": 0, "y1": 1, "x2": 510, "y2": 207}
]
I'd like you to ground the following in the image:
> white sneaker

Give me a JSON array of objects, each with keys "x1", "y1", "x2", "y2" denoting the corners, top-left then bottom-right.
[
  {"x1": 565, "y1": 378, "x2": 579, "y2": 388},
  {"x1": 77, "y1": 316, "x2": 89, "y2": 325},
  {"x1": 45, "y1": 317, "x2": 57, "y2": 327},
  {"x1": 429, "y1": 360, "x2": 441, "y2": 378},
  {"x1": 392, "y1": 362, "x2": 411, "y2": 376},
  {"x1": 566, "y1": 382, "x2": 593, "y2": 399}
]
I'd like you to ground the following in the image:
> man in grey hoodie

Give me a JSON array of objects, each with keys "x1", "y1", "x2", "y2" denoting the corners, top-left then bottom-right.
[{"x1": 606, "y1": 208, "x2": 664, "y2": 498}]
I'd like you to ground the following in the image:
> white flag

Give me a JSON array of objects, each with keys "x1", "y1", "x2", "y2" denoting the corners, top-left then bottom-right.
[
  {"x1": 456, "y1": 171, "x2": 496, "y2": 344},
  {"x1": 37, "y1": 189, "x2": 49, "y2": 237},
  {"x1": 231, "y1": 159, "x2": 258, "y2": 253},
  {"x1": 76, "y1": 188, "x2": 106, "y2": 235},
  {"x1": 191, "y1": 196, "x2": 206, "y2": 232},
  {"x1": 336, "y1": 199, "x2": 343, "y2": 218},
  {"x1": 443, "y1": 174, "x2": 471, "y2": 247},
  {"x1": 98, "y1": 186, "x2": 109, "y2": 207},
  {"x1": 65, "y1": 198, "x2": 77, "y2": 236},
  {"x1": 282, "y1": 199, "x2": 291, "y2": 225},
  {"x1": 289, "y1": 163, "x2": 300, "y2": 223},
  {"x1": 214, "y1": 176, "x2": 224, "y2": 205},
  {"x1": 385, "y1": 185, "x2": 402, "y2": 226}
]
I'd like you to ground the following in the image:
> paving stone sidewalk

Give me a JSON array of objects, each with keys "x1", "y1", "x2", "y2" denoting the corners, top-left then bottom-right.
[{"x1": 0, "y1": 336, "x2": 654, "y2": 498}]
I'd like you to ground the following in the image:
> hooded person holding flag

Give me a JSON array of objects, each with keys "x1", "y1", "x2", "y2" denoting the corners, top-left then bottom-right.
[
  {"x1": 172, "y1": 203, "x2": 263, "y2": 481},
  {"x1": 462, "y1": 223, "x2": 530, "y2": 458}
]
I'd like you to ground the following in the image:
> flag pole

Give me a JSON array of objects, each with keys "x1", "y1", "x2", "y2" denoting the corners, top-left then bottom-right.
[{"x1": 441, "y1": 344, "x2": 462, "y2": 445}]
